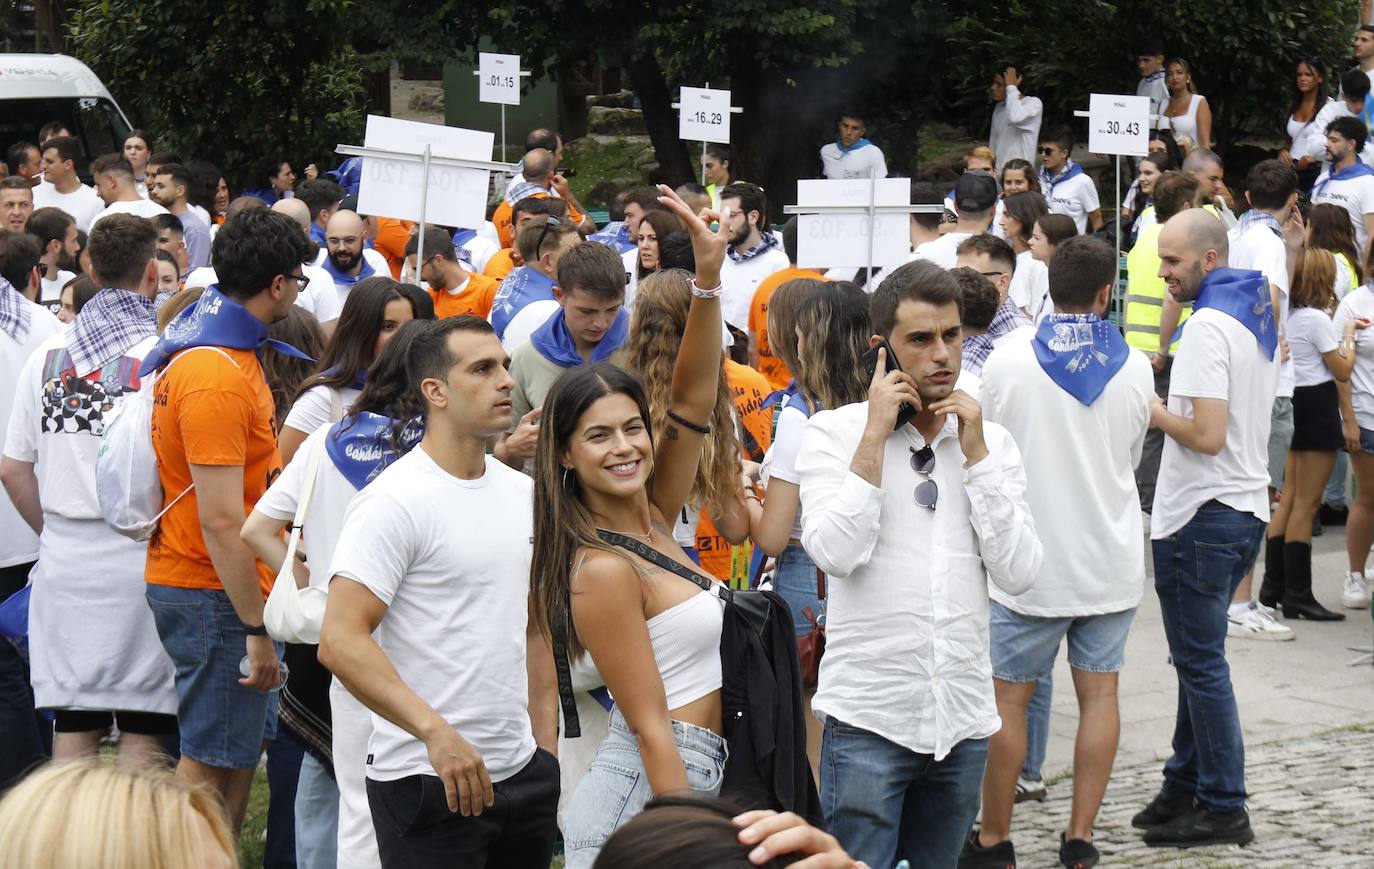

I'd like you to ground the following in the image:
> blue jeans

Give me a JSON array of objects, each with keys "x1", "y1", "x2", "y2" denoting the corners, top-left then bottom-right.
[
  {"x1": 264, "y1": 728, "x2": 302, "y2": 869},
  {"x1": 1324, "y1": 450, "x2": 1350, "y2": 506},
  {"x1": 1151, "y1": 501, "x2": 1264, "y2": 813},
  {"x1": 773, "y1": 543, "x2": 824, "y2": 637},
  {"x1": 295, "y1": 752, "x2": 339, "y2": 869},
  {"x1": 820, "y1": 718, "x2": 988, "y2": 869},
  {"x1": 1022, "y1": 675, "x2": 1052, "y2": 781}
]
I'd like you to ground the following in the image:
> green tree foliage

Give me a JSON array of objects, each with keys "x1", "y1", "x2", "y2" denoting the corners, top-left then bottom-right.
[{"x1": 67, "y1": 0, "x2": 366, "y2": 187}]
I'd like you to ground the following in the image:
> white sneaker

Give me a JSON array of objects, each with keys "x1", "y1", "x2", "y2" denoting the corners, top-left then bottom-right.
[
  {"x1": 1227, "y1": 602, "x2": 1295, "y2": 641},
  {"x1": 1343, "y1": 572, "x2": 1370, "y2": 609},
  {"x1": 1015, "y1": 775, "x2": 1047, "y2": 803}
]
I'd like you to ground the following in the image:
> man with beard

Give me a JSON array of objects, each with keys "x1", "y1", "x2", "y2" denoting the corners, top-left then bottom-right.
[
  {"x1": 148, "y1": 164, "x2": 212, "y2": 271},
  {"x1": 319, "y1": 209, "x2": 377, "y2": 308},
  {"x1": 717, "y1": 181, "x2": 789, "y2": 335},
  {"x1": 25, "y1": 207, "x2": 78, "y2": 316},
  {"x1": 1311, "y1": 116, "x2": 1374, "y2": 259},
  {"x1": 796, "y1": 259, "x2": 1041, "y2": 869}
]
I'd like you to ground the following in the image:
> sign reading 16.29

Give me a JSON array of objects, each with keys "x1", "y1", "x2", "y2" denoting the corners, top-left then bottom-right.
[
  {"x1": 689, "y1": 111, "x2": 724, "y2": 126},
  {"x1": 678, "y1": 86, "x2": 733, "y2": 144}
]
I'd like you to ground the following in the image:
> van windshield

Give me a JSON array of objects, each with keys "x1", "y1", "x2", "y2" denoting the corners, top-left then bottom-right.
[{"x1": 0, "y1": 97, "x2": 132, "y2": 183}]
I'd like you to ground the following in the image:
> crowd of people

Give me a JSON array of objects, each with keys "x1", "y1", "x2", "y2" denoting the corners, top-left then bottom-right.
[{"x1": 1, "y1": 26, "x2": 1374, "y2": 869}]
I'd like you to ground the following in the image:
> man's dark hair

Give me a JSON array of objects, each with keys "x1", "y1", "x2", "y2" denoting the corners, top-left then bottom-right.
[
  {"x1": 1136, "y1": 40, "x2": 1164, "y2": 58},
  {"x1": 516, "y1": 215, "x2": 577, "y2": 263},
  {"x1": 512, "y1": 196, "x2": 554, "y2": 221},
  {"x1": 658, "y1": 231, "x2": 695, "y2": 272},
  {"x1": 42, "y1": 135, "x2": 80, "y2": 167},
  {"x1": 910, "y1": 181, "x2": 946, "y2": 232},
  {"x1": 719, "y1": 182, "x2": 768, "y2": 230},
  {"x1": 154, "y1": 162, "x2": 193, "y2": 192},
  {"x1": 782, "y1": 217, "x2": 800, "y2": 264},
  {"x1": 949, "y1": 267, "x2": 999, "y2": 331},
  {"x1": 1244, "y1": 159, "x2": 1299, "y2": 212},
  {"x1": 88, "y1": 213, "x2": 158, "y2": 289},
  {"x1": 6, "y1": 142, "x2": 38, "y2": 175},
  {"x1": 407, "y1": 316, "x2": 497, "y2": 397},
  {"x1": 556, "y1": 241, "x2": 626, "y2": 301},
  {"x1": 956, "y1": 233, "x2": 1017, "y2": 275},
  {"x1": 1328, "y1": 115, "x2": 1367, "y2": 155},
  {"x1": 25, "y1": 207, "x2": 73, "y2": 250},
  {"x1": 295, "y1": 178, "x2": 345, "y2": 223},
  {"x1": 90, "y1": 154, "x2": 134, "y2": 180},
  {"x1": 525, "y1": 128, "x2": 560, "y2": 153},
  {"x1": 212, "y1": 208, "x2": 313, "y2": 301},
  {"x1": 838, "y1": 107, "x2": 866, "y2": 124},
  {"x1": 1152, "y1": 172, "x2": 1200, "y2": 221},
  {"x1": 1342, "y1": 67, "x2": 1372, "y2": 102},
  {"x1": 1040, "y1": 126, "x2": 1074, "y2": 153},
  {"x1": 871, "y1": 259, "x2": 963, "y2": 338},
  {"x1": 1048, "y1": 235, "x2": 1116, "y2": 310},
  {"x1": 403, "y1": 226, "x2": 455, "y2": 261},
  {"x1": 37, "y1": 121, "x2": 69, "y2": 144},
  {"x1": 152, "y1": 213, "x2": 184, "y2": 237},
  {"x1": 0, "y1": 229, "x2": 40, "y2": 290},
  {"x1": 147, "y1": 150, "x2": 181, "y2": 167},
  {"x1": 622, "y1": 186, "x2": 666, "y2": 215},
  {"x1": 0, "y1": 177, "x2": 31, "y2": 193}
]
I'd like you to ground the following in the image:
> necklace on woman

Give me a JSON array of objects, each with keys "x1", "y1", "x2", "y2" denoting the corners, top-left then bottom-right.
[{"x1": 601, "y1": 522, "x2": 654, "y2": 544}]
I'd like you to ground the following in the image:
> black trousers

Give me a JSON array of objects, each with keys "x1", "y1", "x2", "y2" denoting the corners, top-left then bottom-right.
[{"x1": 367, "y1": 747, "x2": 559, "y2": 869}]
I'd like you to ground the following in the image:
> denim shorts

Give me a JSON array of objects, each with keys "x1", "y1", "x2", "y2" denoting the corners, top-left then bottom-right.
[
  {"x1": 563, "y1": 706, "x2": 728, "y2": 868},
  {"x1": 772, "y1": 543, "x2": 825, "y2": 637},
  {"x1": 145, "y1": 584, "x2": 280, "y2": 768},
  {"x1": 989, "y1": 600, "x2": 1137, "y2": 682},
  {"x1": 1360, "y1": 426, "x2": 1374, "y2": 454}
]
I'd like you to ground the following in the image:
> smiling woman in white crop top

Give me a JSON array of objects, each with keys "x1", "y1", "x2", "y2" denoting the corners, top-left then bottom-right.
[
  {"x1": 530, "y1": 188, "x2": 734, "y2": 868},
  {"x1": 1161, "y1": 58, "x2": 1212, "y2": 150}
]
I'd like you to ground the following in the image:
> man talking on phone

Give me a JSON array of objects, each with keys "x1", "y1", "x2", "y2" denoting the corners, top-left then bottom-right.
[{"x1": 795, "y1": 259, "x2": 1043, "y2": 869}]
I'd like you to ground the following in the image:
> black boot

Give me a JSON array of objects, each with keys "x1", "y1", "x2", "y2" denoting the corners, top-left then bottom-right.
[
  {"x1": 1281, "y1": 540, "x2": 1345, "y2": 621},
  {"x1": 1258, "y1": 535, "x2": 1285, "y2": 608}
]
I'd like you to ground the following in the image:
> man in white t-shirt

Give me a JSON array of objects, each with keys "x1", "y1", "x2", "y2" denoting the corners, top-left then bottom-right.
[
  {"x1": 89, "y1": 154, "x2": 169, "y2": 230},
  {"x1": 1038, "y1": 127, "x2": 1103, "y2": 234},
  {"x1": 718, "y1": 182, "x2": 789, "y2": 331},
  {"x1": 1137, "y1": 210, "x2": 1278, "y2": 849},
  {"x1": 989, "y1": 65, "x2": 1043, "y2": 171},
  {"x1": 1312, "y1": 116, "x2": 1374, "y2": 258},
  {"x1": 913, "y1": 172, "x2": 997, "y2": 268},
  {"x1": 31, "y1": 137, "x2": 103, "y2": 233},
  {"x1": 973, "y1": 236, "x2": 1153, "y2": 868},
  {"x1": 320, "y1": 317, "x2": 558, "y2": 868},
  {"x1": 1136, "y1": 41, "x2": 1170, "y2": 121},
  {"x1": 820, "y1": 110, "x2": 888, "y2": 180},
  {"x1": 26, "y1": 207, "x2": 78, "y2": 317},
  {"x1": 1355, "y1": 26, "x2": 1374, "y2": 90}
]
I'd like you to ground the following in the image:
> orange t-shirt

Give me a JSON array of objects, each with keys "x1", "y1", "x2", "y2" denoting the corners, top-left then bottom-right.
[
  {"x1": 493, "y1": 192, "x2": 585, "y2": 249},
  {"x1": 748, "y1": 266, "x2": 827, "y2": 392},
  {"x1": 429, "y1": 273, "x2": 502, "y2": 320},
  {"x1": 372, "y1": 217, "x2": 413, "y2": 278},
  {"x1": 483, "y1": 248, "x2": 518, "y2": 282},
  {"x1": 146, "y1": 346, "x2": 281, "y2": 597},
  {"x1": 696, "y1": 360, "x2": 776, "y2": 584}
]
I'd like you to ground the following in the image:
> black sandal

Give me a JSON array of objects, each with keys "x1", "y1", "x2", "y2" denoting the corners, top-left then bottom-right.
[{"x1": 1059, "y1": 833, "x2": 1099, "y2": 869}]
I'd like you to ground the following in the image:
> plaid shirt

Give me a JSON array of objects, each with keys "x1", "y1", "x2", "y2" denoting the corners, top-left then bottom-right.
[
  {"x1": 727, "y1": 230, "x2": 781, "y2": 263},
  {"x1": 67, "y1": 288, "x2": 158, "y2": 375},
  {"x1": 962, "y1": 299, "x2": 1032, "y2": 375},
  {"x1": 0, "y1": 277, "x2": 31, "y2": 342}
]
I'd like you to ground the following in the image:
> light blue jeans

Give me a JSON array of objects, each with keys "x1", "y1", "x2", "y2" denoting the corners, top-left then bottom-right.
[
  {"x1": 563, "y1": 706, "x2": 728, "y2": 869},
  {"x1": 294, "y1": 753, "x2": 339, "y2": 869}
]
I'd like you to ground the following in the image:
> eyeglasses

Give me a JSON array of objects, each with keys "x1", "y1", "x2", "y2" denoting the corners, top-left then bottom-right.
[
  {"x1": 534, "y1": 215, "x2": 563, "y2": 260},
  {"x1": 910, "y1": 445, "x2": 938, "y2": 510},
  {"x1": 287, "y1": 272, "x2": 310, "y2": 290},
  {"x1": 326, "y1": 236, "x2": 360, "y2": 247}
]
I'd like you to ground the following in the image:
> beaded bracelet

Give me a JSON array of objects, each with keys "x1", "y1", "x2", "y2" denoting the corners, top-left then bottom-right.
[{"x1": 690, "y1": 279, "x2": 723, "y2": 299}]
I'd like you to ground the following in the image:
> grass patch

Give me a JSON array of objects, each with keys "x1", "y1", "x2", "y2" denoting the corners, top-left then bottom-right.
[
  {"x1": 565, "y1": 138, "x2": 655, "y2": 210},
  {"x1": 238, "y1": 766, "x2": 270, "y2": 868}
]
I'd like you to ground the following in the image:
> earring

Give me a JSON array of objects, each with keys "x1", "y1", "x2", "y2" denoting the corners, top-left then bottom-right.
[{"x1": 562, "y1": 468, "x2": 573, "y2": 488}]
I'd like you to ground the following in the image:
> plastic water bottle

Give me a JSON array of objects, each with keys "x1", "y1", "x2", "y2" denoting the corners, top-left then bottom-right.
[{"x1": 239, "y1": 656, "x2": 290, "y2": 692}]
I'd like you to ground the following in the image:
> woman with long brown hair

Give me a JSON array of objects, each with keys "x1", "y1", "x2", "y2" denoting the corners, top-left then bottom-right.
[{"x1": 530, "y1": 188, "x2": 733, "y2": 867}]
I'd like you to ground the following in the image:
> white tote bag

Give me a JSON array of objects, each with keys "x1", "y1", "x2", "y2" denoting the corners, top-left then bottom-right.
[{"x1": 263, "y1": 432, "x2": 329, "y2": 644}]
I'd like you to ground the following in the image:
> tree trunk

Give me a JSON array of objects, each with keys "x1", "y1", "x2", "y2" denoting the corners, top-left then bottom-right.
[{"x1": 625, "y1": 54, "x2": 693, "y2": 187}]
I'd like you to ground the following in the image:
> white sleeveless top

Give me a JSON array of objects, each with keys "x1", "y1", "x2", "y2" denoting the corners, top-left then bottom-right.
[
  {"x1": 647, "y1": 589, "x2": 725, "y2": 710},
  {"x1": 1163, "y1": 94, "x2": 1205, "y2": 145}
]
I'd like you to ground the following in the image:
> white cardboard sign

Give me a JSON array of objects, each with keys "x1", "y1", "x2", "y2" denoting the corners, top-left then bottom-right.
[
  {"x1": 1086, "y1": 93, "x2": 1150, "y2": 156},
  {"x1": 678, "y1": 86, "x2": 733, "y2": 144},
  {"x1": 478, "y1": 53, "x2": 521, "y2": 105},
  {"x1": 795, "y1": 178, "x2": 911, "y2": 270},
  {"x1": 356, "y1": 115, "x2": 495, "y2": 230}
]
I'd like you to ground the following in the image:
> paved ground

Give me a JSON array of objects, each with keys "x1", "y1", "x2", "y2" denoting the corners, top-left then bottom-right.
[{"x1": 1013, "y1": 526, "x2": 1374, "y2": 866}]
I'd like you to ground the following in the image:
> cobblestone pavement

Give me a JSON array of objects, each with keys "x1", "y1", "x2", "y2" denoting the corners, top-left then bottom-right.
[{"x1": 1008, "y1": 725, "x2": 1374, "y2": 867}]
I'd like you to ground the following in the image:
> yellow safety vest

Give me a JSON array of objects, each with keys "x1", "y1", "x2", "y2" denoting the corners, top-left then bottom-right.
[{"x1": 1124, "y1": 221, "x2": 1190, "y2": 354}]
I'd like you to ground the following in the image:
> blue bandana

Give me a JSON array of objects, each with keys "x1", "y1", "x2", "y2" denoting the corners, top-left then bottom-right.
[
  {"x1": 530, "y1": 307, "x2": 629, "y2": 367},
  {"x1": 1313, "y1": 159, "x2": 1374, "y2": 198},
  {"x1": 322, "y1": 253, "x2": 376, "y2": 287},
  {"x1": 139, "y1": 286, "x2": 314, "y2": 377},
  {"x1": 308, "y1": 223, "x2": 327, "y2": 246},
  {"x1": 490, "y1": 266, "x2": 558, "y2": 339},
  {"x1": 1038, "y1": 159, "x2": 1085, "y2": 195},
  {"x1": 326, "y1": 157, "x2": 362, "y2": 197},
  {"x1": 1032, "y1": 313, "x2": 1130, "y2": 406},
  {"x1": 588, "y1": 221, "x2": 635, "y2": 255},
  {"x1": 326, "y1": 412, "x2": 425, "y2": 490},
  {"x1": 835, "y1": 137, "x2": 873, "y2": 154},
  {"x1": 1192, "y1": 267, "x2": 1277, "y2": 359}
]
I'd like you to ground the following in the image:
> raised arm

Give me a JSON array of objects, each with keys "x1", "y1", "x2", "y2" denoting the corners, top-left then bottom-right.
[{"x1": 649, "y1": 184, "x2": 730, "y2": 521}]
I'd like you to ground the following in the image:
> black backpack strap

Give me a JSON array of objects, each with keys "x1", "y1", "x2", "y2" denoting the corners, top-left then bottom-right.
[
  {"x1": 550, "y1": 615, "x2": 582, "y2": 738},
  {"x1": 596, "y1": 530, "x2": 733, "y2": 603}
]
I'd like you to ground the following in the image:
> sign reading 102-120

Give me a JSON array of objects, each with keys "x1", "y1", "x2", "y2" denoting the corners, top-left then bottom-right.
[
  {"x1": 478, "y1": 53, "x2": 521, "y2": 106},
  {"x1": 679, "y1": 86, "x2": 733, "y2": 144},
  {"x1": 1086, "y1": 93, "x2": 1149, "y2": 156}
]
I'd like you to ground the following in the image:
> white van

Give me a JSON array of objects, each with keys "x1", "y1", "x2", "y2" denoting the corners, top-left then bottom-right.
[{"x1": 0, "y1": 53, "x2": 134, "y2": 182}]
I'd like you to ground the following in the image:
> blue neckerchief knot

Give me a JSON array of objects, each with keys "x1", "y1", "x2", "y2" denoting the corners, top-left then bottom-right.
[
  {"x1": 1038, "y1": 159, "x2": 1085, "y2": 194},
  {"x1": 1314, "y1": 159, "x2": 1374, "y2": 198},
  {"x1": 322, "y1": 253, "x2": 376, "y2": 287},
  {"x1": 1031, "y1": 313, "x2": 1130, "y2": 406},
  {"x1": 138, "y1": 286, "x2": 314, "y2": 377},
  {"x1": 836, "y1": 137, "x2": 873, "y2": 154},
  {"x1": 1192, "y1": 267, "x2": 1277, "y2": 359},
  {"x1": 326, "y1": 412, "x2": 425, "y2": 490},
  {"x1": 530, "y1": 307, "x2": 629, "y2": 368}
]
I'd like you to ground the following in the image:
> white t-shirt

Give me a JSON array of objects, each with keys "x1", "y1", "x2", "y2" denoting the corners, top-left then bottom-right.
[
  {"x1": 720, "y1": 247, "x2": 790, "y2": 331},
  {"x1": 910, "y1": 232, "x2": 972, "y2": 269},
  {"x1": 760, "y1": 403, "x2": 808, "y2": 540},
  {"x1": 1287, "y1": 306, "x2": 1339, "y2": 387},
  {"x1": 1044, "y1": 173, "x2": 1100, "y2": 234},
  {"x1": 989, "y1": 88, "x2": 1044, "y2": 171},
  {"x1": 89, "y1": 197, "x2": 170, "y2": 230},
  {"x1": 283, "y1": 384, "x2": 363, "y2": 437},
  {"x1": 329, "y1": 448, "x2": 536, "y2": 784},
  {"x1": 1008, "y1": 250, "x2": 1050, "y2": 321},
  {"x1": 1151, "y1": 308, "x2": 1279, "y2": 538},
  {"x1": 1311, "y1": 167, "x2": 1374, "y2": 254},
  {"x1": 33, "y1": 183, "x2": 104, "y2": 233},
  {"x1": 457, "y1": 233, "x2": 499, "y2": 275},
  {"x1": 1336, "y1": 286, "x2": 1374, "y2": 429},
  {"x1": 254, "y1": 426, "x2": 358, "y2": 591},
  {"x1": 38, "y1": 270, "x2": 77, "y2": 318},
  {"x1": 500, "y1": 299, "x2": 560, "y2": 351},
  {"x1": 819, "y1": 142, "x2": 888, "y2": 180},
  {"x1": 1228, "y1": 222, "x2": 1293, "y2": 397},
  {"x1": 184, "y1": 263, "x2": 339, "y2": 323},
  {"x1": 0, "y1": 301, "x2": 64, "y2": 566},
  {"x1": 981, "y1": 336, "x2": 1153, "y2": 615},
  {"x1": 622, "y1": 247, "x2": 641, "y2": 311}
]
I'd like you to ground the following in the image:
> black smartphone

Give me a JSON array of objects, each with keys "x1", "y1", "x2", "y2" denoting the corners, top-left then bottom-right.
[{"x1": 861, "y1": 339, "x2": 916, "y2": 430}]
